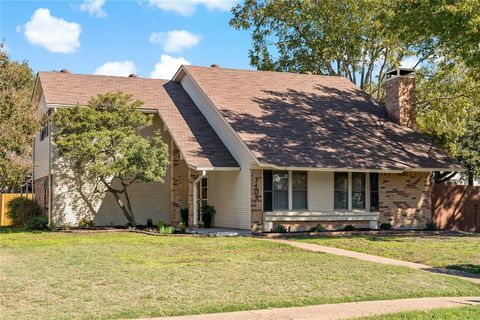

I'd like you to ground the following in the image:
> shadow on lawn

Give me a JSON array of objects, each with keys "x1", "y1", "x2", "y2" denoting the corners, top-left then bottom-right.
[{"x1": 446, "y1": 264, "x2": 480, "y2": 275}]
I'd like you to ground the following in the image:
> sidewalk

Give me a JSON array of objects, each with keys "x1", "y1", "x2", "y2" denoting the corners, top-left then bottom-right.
[
  {"x1": 138, "y1": 296, "x2": 480, "y2": 320},
  {"x1": 268, "y1": 239, "x2": 480, "y2": 284}
]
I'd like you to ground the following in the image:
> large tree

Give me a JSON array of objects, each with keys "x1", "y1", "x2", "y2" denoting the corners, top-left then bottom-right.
[
  {"x1": 231, "y1": 0, "x2": 479, "y2": 183},
  {"x1": 389, "y1": 0, "x2": 480, "y2": 71},
  {"x1": 230, "y1": 0, "x2": 409, "y2": 99},
  {"x1": 53, "y1": 92, "x2": 170, "y2": 226},
  {"x1": 0, "y1": 41, "x2": 39, "y2": 192}
]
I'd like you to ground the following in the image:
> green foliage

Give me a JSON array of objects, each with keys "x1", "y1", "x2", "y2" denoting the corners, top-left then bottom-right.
[
  {"x1": 310, "y1": 224, "x2": 325, "y2": 232},
  {"x1": 159, "y1": 225, "x2": 174, "y2": 234},
  {"x1": 231, "y1": 0, "x2": 408, "y2": 96},
  {"x1": 425, "y1": 220, "x2": 437, "y2": 231},
  {"x1": 273, "y1": 224, "x2": 287, "y2": 233},
  {"x1": 0, "y1": 41, "x2": 39, "y2": 191},
  {"x1": 78, "y1": 218, "x2": 95, "y2": 228},
  {"x1": 178, "y1": 222, "x2": 186, "y2": 234},
  {"x1": 180, "y1": 207, "x2": 189, "y2": 226},
  {"x1": 457, "y1": 113, "x2": 480, "y2": 184},
  {"x1": 25, "y1": 215, "x2": 49, "y2": 231},
  {"x1": 201, "y1": 204, "x2": 216, "y2": 228},
  {"x1": 157, "y1": 219, "x2": 166, "y2": 229},
  {"x1": 343, "y1": 225, "x2": 357, "y2": 231},
  {"x1": 379, "y1": 223, "x2": 392, "y2": 230},
  {"x1": 7, "y1": 197, "x2": 41, "y2": 227},
  {"x1": 53, "y1": 92, "x2": 170, "y2": 226},
  {"x1": 389, "y1": 0, "x2": 480, "y2": 71}
]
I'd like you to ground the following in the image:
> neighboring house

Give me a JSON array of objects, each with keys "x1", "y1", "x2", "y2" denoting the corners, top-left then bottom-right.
[{"x1": 32, "y1": 66, "x2": 462, "y2": 231}]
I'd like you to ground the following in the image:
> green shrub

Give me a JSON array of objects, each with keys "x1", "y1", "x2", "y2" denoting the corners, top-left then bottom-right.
[
  {"x1": 310, "y1": 224, "x2": 325, "y2": 232},
  {"x1": 7, "y1": 197, "x2": 41, "y2": 227},
  {"x1": 146, "y1": 218, "x2": 154, "y2": 228},
  {"x1": 273, "y1": 224, "x2": 287, "y2": 233},
  {"x1": 201, "y1": 204, "x2": 216, "y2": 228},
  {"x1": 159, "y1": 225, "x2": 174, "y2": 234},
  {"x1": 180, "y1": 208, "x2": 189, "y2": 226},
  {"x1": 157, "y1": 219, "x2": 166, "y2": 229},
  {"x1": 379, "y1": 222, "x2": 392, "y2": 230},
  {"x1": 25, "y1": 215, "x2": 49, "y2": 230},
  {"x1": 178, "y1": 222, "x2": 186, "y2": 234},
  {"x1": 78, "y1": 218, "x2": 94, "y2": 228},
  {"x1": 426, "y1": 220, "x2": 437, "y2": 231},
  {"x1": 343, "y1": 224, "x2": 356, "y2": 231}
]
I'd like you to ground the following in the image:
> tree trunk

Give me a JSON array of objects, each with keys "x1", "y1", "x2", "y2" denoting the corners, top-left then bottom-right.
[
  {"x1": 100, "y1": 178, "x2": 136, "y2": 226},
  {"x1": 468, "y1": 173, "x2": 474, "y2": 186}
]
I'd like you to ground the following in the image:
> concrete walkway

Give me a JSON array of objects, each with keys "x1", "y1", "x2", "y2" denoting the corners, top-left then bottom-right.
[
  {"x1": 139, "y1": 296, "x2": 480, "y2": 320},
  {"x1": 268, "y1": 239, "x2": 480, "y2": 284}
]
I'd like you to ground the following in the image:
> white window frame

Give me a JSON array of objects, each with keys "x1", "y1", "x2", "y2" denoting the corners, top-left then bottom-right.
[
  {"x1": 335, "y1": 172, "x2": 371, "y2": 212},
  {"x1": 264, "y1": 170, "x2": 308, "y2": 211}
]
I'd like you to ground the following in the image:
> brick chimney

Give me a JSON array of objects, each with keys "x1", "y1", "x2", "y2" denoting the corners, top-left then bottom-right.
[{"x1": 383, "y1": 68, "x2": 416, "y2": 128}]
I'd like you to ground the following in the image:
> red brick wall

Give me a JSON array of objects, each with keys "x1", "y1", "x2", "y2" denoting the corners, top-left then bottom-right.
[
  {"x1": 384, "y1": 76, "x2": 416, "y2": 128},
  {"x1": 250, "y1": 169, "x2": 263, "y2": 232},
  {"x1": 379, "y1": 172, "x2": 432, "y2": 228}
]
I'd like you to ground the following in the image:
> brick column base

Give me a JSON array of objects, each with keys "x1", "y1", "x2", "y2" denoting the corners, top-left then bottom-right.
[{"x1": 251, "y1": 169, "x2": 263, "y2": 232}]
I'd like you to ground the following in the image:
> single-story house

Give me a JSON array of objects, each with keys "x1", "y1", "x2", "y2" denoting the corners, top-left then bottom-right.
[{"x1": 32, "y1": 65, "x2": 462, "y2": 231}]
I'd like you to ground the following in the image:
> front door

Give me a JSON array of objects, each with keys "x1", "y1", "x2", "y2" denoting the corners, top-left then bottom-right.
[{"x1": 197, "y1": 177, "x2": 208, "y2": 223}]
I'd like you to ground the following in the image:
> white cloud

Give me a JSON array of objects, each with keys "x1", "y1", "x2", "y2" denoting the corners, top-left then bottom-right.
[
  {"x1": 149, "y1": 30, "x2": 200, "y2": 53},
  {"x1": 80, "y1": 0, "x2": 106, "y2": 17},
  {"x1": 94, "y1": 61, "x2": 136, "y2": 76},
  {"x1": 22, "y1": 8, "x2": 81, "y2": 53},
  {"x1": 148, "y1": 0, "x2": 238, "y2": 16},
  {"x1": 150, "y1": 55, "x2": 190, "y2": 79}
]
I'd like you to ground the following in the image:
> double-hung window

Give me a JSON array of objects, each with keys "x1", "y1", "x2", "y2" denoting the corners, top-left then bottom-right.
[
  {"x1": 334, "y1": 172, "x2": 378, "y2": 211},
  {"x1": 263, "y1": 170, "x2": 308, "y2": 211},
  {"x1": 334, "y1": 172, "x2": 348, "y2": 209},
  {"x1": 292, "y1": 171, "x2": 307, "y2": 209},
  {"x1": 352, "y1": 173, "x2": 366, "y2": 209},
  {"x1": 369, "y1": 173, "x2": 379, "y2": 211},
  {"x1": 273, "y1": 171, "x2": 288, "y2": 210}
]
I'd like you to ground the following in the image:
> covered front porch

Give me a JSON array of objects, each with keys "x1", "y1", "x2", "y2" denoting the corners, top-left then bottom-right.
[{"x1": 251, "y1": 169, "x2": 432, "y2": 232}]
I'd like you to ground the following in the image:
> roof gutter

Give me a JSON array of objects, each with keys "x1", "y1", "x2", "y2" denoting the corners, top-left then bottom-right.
[{"x1": 255, "y1": 162, "x2": 464, "y2": 173}]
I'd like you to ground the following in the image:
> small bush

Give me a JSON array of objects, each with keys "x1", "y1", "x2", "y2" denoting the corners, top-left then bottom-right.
[
  {"x1": 78, "y1": 218, "x2": 94, "y2": 228},
  {"x1": 178, "y1": 222, "x2": 186, "y2": 234},
  {"x1": 426, "y1": 220, "x2": 437, "y2": 231},
  {"x1": 7, "y1": 197, "x2": 41, "y2": 227},
  {"x1": 146, "y1": 218, "x2": 154, "y2": 228},
  {"x1": 180, "y1": 208, "x2": 189, "y2": 226},
  {"x1": 310, "y1": 224, "x2": 325, "y2": 232},
  {"x1": 273, "y1": 224, "x2": 287, "y2": 233},
  {"x1": 157, "y1": 219, "x2": 165, "y2": 229},
  {"x1": 159, "y1": 225, "x2": 174, "y2": 234},
  {"x1": 343, "y1": 224, "x2": 357, "y2": 231},
  {"x1": 25, "y1": 215, "x2": 49, "y2": 230},
  {"x1": 379, "y1": 222, "x2": 392, "y2": 230}
]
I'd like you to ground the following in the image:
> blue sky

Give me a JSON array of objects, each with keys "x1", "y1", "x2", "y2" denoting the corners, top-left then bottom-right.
[{"x1": 0, "y1": 0, "x2": 253, "y2": 79}]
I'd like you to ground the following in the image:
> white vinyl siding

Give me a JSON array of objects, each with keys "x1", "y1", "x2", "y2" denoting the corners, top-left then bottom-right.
[
  {"x1": 307, "y1": 171, "x2": 334, "y2": 211},
  {"x1": 33, "y1": 98, "x2": 50, "y2": 180},
  {"x1": 180, "y1": 74, "x2": 255, "y2": 229},
  {"x1": 50, "y1": 115, "x2": 172, "y2": 226}
]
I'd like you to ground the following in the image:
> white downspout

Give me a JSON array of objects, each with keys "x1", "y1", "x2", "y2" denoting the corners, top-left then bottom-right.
[{"x1": 192, "y1": 170, "x2": 206, "y2": 227}]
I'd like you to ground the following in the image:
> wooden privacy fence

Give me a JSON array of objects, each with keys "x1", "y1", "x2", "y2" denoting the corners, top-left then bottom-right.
[
  {"x1": 0, "y1": 193, "x2": 33, "y2": 226},
  {"x1": 432, "y1": 183, "x2": 480, "y2": 232}
]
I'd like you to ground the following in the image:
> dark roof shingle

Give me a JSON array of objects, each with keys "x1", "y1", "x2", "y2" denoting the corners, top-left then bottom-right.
[
  {"x1": 183, "y1": 66, "x2": 462, "y2": 171},
  {"x1": 37, "y1": 72, "x2": 238, "y2": 169}
]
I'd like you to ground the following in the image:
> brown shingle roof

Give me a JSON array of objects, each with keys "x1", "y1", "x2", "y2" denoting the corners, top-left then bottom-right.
[
  {"x1": 183, "y1": 66, "x2": 462, "y2": 171},
  {"x1": 37, "y1": 71, "x2": 238, "y2": 169}
]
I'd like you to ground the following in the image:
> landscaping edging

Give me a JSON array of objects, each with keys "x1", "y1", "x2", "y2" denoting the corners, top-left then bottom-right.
[{"x1": 255, "y1": 229, "x2": 468, "y2": 238}]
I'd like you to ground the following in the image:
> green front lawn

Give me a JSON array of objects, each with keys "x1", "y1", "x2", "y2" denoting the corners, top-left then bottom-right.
[
  {"x1": 358, "y1": 305, "x2": 480, "y2": 319},
  {"x1": 1, "y1": 232, "x2": 479, "y2": 320},
  {"x1": 298, "y1": 234, "x2": 480, "y2": 274}
]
